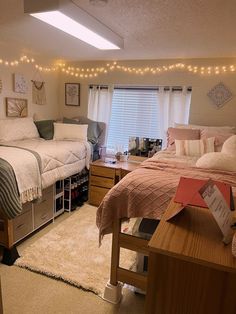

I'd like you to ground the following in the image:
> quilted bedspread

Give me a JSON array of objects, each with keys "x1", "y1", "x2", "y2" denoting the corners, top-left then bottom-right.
[
  {"x1": 0, "y1": 138, "x2": 91, "y2": 218},
  {"x1": 4, "y1": 138, "x2": 91, "y2": 189},
  {"x1": 96, "y1": 151, "x2": 236, "y2": 242}
]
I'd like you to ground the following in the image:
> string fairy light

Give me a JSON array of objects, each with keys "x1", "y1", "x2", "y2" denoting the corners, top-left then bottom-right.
[{"x1": 0, "y1": 55, "x2": 236, "y2": 78}]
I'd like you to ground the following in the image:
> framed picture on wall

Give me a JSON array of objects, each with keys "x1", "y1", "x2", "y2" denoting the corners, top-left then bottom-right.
[
  {"x1": 6, "y1": 97, "x2": 28, "y2": 117},
  {"x1": 13, "y1": 73, "x2": 28, "y2": 94},
  {"x1": 65, "y1": 83, "x2": 80, "y2": 106}
]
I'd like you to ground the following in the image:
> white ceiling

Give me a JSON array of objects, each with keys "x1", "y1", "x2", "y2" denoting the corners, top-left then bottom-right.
[{"x1": 0, "y1": 0, "x2": 236, "y2": 62}]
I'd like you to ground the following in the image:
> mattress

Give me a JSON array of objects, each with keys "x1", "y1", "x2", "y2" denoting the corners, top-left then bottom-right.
[{"x1": 4, "y1": 138, "x2": 92, "y2": 189}]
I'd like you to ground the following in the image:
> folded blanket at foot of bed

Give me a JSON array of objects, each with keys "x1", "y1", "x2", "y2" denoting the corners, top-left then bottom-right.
[
  {"x1": 0, "y1": 158, "x2": 23, "y2": 219},
  {"x1": 0, "y1": 146, "x2": 42, "y2": 219}
]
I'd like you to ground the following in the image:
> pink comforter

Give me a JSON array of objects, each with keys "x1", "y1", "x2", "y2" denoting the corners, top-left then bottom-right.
[{"x1": 96, "y1": 156, "x2": 236, "y2": 242}]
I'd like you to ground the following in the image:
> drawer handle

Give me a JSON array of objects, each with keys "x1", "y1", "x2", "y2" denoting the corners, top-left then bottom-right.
[
  {"x1": 41, "y1": 214, "x2": 48, "y2": 220},
  {"x1": 16, "y1": 223, "x2": 24, "y2": 229}
]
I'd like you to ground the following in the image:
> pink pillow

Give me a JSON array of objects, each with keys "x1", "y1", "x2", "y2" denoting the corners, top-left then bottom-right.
[
  {"x1": 167, "y1": 127, "x2": 200, "y2": 150},
  {"x1": 200, "y1": 129, "x2": 234, "y2": 152}
]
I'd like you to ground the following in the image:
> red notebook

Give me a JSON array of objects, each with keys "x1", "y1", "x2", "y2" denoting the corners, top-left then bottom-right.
[{"x1": 174, "y1": 177, "x2": 232, "y2": 209}]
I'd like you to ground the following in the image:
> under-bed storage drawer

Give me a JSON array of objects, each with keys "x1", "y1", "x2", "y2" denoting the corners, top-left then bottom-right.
[
  {"x1": 34, "y1": 188, "x2": 53, "y2": 229},
  {"x1": 13, "y1": 208, "x2": 33, "y2": 243}
]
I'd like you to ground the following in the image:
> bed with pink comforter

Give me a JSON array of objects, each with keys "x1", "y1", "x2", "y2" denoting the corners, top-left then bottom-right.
[{"x1": 97, "y1": 151, "x2": 236, "y2": 241}]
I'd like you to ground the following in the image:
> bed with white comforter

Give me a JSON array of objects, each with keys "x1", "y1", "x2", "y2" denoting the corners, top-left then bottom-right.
[
  {"x1": 5, "y1": 138, "x2": 91, "y2": 189},
  {"x1": 0, "y1": 133, "x2": 91, "y2": 219},
  {"x1": 0, "y1": 138, "x2": 91, "y2": 219}
]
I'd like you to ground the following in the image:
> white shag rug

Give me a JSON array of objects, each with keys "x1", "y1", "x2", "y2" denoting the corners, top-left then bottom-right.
[{"x1": 15, "y1": 204, "x2": 136, "y2": 297}]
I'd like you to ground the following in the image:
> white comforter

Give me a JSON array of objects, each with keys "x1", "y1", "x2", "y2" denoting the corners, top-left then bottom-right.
[{"x1": 3, "y1": 138, "x2": 92, "y2": 189}]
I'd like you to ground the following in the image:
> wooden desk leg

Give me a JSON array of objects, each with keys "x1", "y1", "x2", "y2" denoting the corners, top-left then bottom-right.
[
  {"x1": 102, "y1": 218, "x2": 122, "y2": 304},
  {"x1": 0, "y1": 278, "x2": 3, "y2": 314}
]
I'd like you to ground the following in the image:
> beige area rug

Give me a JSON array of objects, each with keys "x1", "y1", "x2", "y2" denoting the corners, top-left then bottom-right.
[{"x1": 15, "y1": 204, "x2": 136, "y2": 297}]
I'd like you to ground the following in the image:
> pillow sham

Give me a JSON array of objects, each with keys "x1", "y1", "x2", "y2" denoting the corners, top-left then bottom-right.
[
  {"x1": 175, "y1": 137, "x2": 215, "y2": 157},
  {"x1": 35, "y1": 120, "x2": 55, "y2": 140},
  {"x1": 0, "y1": 117, "x2": 39, "y2": 142},
  {"x1": 221, "y1": 135, "x2": 236, "y2": 155},
  {"x1": 63, "y1": 117, "x2": 102, "y2": 144},
  {"x1": 200, "y1": 129, "x2": 234, "y2": 152},
  {"x1": 167, "y1": 127, "x2": 200, "y2": 149},
  {"x1": 196, "y1": 152, "x2": 236, "y2": 172},
  {"x1": 174, "y1": 123, "x2": 236, "y2": 133},
  {"x1": 53, "y1": 123, "x2": 88, "y2": 141}
]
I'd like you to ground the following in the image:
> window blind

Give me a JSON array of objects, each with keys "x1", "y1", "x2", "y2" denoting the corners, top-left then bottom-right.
[{"x1": 107, "y1": 88, "x2": 161, "y2": 151}]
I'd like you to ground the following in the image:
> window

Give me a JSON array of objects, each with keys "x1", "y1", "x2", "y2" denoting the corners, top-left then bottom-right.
[
  {"x1": 107, "y1": 86, "x2": 191, "y2": 151},
  {"x1": 107, "y1": 87, "x2": 160, "y2": 151}
]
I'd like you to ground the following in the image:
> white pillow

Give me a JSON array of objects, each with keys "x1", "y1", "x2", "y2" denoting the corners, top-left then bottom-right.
[
  {"x1": 196, "y1": 152, "x2": 236, "y2": 172},
  {"x1": 221, "y1": 135, "x2": 236, "y2": 155},
  {"x1": 175, "y1": 137, "x2": 215, "y2": 157},
  {"x1": 53, "y1": 123, "x2": 88, "y2": 141},
  {"x1": 0, "y1": 117, "x2": 39, "y2": 142}
]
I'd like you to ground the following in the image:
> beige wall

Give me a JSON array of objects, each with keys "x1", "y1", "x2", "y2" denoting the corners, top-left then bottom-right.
[
  {"x1": 0, "y1": 63, "x2": 60, "y2": 120},
  {"x1": 59, "y1": 58, "x2": 236, "y2": 127}
]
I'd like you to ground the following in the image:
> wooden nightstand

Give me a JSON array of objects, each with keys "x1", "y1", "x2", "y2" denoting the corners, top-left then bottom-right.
[{"x1": 89, "y1": 159, "x2": 141, "y2": 206}]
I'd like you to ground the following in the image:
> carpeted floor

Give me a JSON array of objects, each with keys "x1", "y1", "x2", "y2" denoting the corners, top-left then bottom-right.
[{"x1": 15, "y1": 204, "x2": 136, "y2": 297}]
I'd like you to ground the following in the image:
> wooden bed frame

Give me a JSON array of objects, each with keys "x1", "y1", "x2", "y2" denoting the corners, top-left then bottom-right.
[
  {"x1": 103, "y1": 216, "x2": 152, "y2": 303},
  {"x1": 0, "y1": 186, "x2": 54, "y2": 265},
  {"x1": 110, "y1": 218, "x2": 149, "y2": 290}
]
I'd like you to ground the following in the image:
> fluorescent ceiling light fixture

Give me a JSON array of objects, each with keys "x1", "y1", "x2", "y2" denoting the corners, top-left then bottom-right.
[
  {"x1": 31, "y1": 11, "x2": 120, "y2": 50},
  {"x1": 24, "y1": 0, "x2": 123, "y2": 50}
]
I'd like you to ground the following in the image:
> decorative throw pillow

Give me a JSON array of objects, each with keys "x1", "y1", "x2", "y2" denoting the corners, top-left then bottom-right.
[
  {"x1": 221, "y1": 135, "x2": 236, "y2": 155},
  {"x1": 196, "y1": 152, "x2": 236, "y2": 172},
  {"x1": 174, "y1": 123, "x2": 236, "y2": 133},
  {"x1": 175, "y1": 137, "x2": 215, "y2": 157},
  {"x1": 35, "y1": 120, "x2": 55, "y2": 140},
  {"x1": 53, "y1": 123, "x2": 88, "y2": 141},
  {"x1": 200, "y1": 129, "x2": 234, "y2": 152},
  {"x1": 167, "y1": 127, "x2": 200, "y2": 150},
  {"x1": 0, "y1": 117, "x2": 39, "y2": 142},
  {"x1": 63, "y1": 117, "x2": 102, "y2": 144}
]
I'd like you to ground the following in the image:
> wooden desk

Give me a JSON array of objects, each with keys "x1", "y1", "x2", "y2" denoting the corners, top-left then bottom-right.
[{"x1": 145, "y1": 199, "x2": 236, "y2": 314}]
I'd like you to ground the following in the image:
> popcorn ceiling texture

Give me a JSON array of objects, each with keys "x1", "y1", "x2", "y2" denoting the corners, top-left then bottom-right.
[{"x1": 1, "y1": 0, "x2": 236, "y2": 60}]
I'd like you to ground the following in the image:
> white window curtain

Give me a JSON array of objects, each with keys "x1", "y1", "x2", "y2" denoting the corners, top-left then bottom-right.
[
  {"x1": 88, "y1": 85, "x2": 114, "y2": 144},
  {"x1": 159, "y1": 86, "x2": 191, "y2": 147}
]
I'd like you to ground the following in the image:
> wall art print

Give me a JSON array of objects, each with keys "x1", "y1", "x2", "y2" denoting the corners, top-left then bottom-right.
[
  {"x1": 207, "y1": 82, "x2": 233, "y2": 109},
  {"x1": 13, "y1": 73, "x2": 28, "y2": 94},
  {"x1": 65, "y1": 83, "x2": 80, "y2": 106},
  {"x1": 6, "y1": 97, "x2": 28, "y2": 117}
]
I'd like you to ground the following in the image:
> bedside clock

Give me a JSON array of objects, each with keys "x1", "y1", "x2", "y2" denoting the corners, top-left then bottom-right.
[{"x1": 13, "y1": 73, "x2": 28, "y2": 94}]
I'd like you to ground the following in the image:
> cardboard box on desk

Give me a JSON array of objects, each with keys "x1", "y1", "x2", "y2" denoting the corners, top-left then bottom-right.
[{"x1": 166, "y1": 177, "x2": 235, "y2": 244}]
